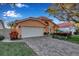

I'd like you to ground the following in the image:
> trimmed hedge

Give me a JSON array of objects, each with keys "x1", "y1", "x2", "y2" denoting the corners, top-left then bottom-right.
[{"x1": 52, "y1": 32, "x2": 72, "y2": 40}]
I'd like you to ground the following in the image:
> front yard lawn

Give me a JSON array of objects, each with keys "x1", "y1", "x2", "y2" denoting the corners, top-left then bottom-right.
[
  {"x1": 67, "y1": 35, "x2": 79, "y2": 44},
  {"x1": 0, "y1": 42, "x2": 36, "y2": 56}
]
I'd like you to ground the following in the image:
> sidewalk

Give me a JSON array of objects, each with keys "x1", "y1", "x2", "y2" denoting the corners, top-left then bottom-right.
[{"x1": 2, "y1": 39, "x2": 24, "y2": 42}]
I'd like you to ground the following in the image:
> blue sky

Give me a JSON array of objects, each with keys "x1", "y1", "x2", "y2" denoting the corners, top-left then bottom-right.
[{"x1": 0, "y1": 3, "x2": 60, "y2": 26}]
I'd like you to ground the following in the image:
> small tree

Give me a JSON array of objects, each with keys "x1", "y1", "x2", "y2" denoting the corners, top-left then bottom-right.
[{"x1": 7, "y1": 21, "x2": 15, "y2": 28}]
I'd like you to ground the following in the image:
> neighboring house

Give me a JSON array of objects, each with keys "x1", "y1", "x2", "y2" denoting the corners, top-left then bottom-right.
[
  {"x1": 74, "y1": 22, "x2": 79, "y2": 32},
  {"x1": 13, "y1": 17, "x2": 58, "y2": 38},
  {"x1": 75, "y1": 22, "x2": 79, "y2": 28},
  {"x1": 0, "y1": 20, "x2": 11, "y2": 39},
  {"x1": 57, "y1": 21, "x2": 76, "y2": 35},
  {"x1": 0, "y1": 20, "x2": 5, "y2": 36},
  {"x1": 0, "y1": 20, "x2": 5, "y2": 35}
]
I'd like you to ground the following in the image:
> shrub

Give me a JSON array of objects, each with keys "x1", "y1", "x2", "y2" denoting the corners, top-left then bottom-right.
[
  {"x1": 74, "y1": 32, "x2": 79, "y2": 35},
  {"x1": 10, "y1": 31, "x2": 18, "y2": 40},
  {"x1": 52, "y1": 32, "x2": 72, "y2": 40},
  {"x1": 50, "y1": 33, "x2": 53, "y2": 35},
  {"x1": 0, "y1": 35, "x2": 5, "y2": 41},
  {"x1": 44, "y1": 32, "x2": 49, "y2": 35}
]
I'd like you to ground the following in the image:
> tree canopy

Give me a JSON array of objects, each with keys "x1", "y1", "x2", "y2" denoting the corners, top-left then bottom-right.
[
  {"x1": 7, "y1": 21, "x2": 15, "y2": 28},
  {"x1": 45, "y1": 3, "x2": 79, "y2": 23}
]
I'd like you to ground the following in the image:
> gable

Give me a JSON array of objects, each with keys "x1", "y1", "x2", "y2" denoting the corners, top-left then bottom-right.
[
  {"x1": 39, "y1": 18, "x2": 58, "y2": 27},
  {"x1": 16, "y1": 20, "x2": 46, "y2": 27}
]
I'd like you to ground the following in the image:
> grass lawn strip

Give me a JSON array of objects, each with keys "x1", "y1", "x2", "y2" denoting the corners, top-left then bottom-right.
[
  {"x1": 67, "y1": 35, "x2": 79, "y2": 44},
  {"x1": 0, "y1": 42, "x2": 36, "y2": 56}
]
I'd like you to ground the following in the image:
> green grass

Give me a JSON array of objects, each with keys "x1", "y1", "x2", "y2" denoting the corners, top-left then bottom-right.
[
  {"x1": 52, "y1": 35, "x2": 79, "y2": 44},
  {"x1": 67, "y1": 35, "x2": 79, "y2": 44},
  {"x1": 0, "y1": 42, "x2": 37, "y2": 56}
]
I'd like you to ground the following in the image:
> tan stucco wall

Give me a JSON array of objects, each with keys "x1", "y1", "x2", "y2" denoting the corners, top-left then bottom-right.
[
  {"x1": 39, "y1": 20, "x2": 58, "y2": 33},
  {"x1": 46, "y1": 21, "x2": 58, "y2": 33},
  {"x1": 15, "y1": 20, "x2": 46, "y2": 38}
]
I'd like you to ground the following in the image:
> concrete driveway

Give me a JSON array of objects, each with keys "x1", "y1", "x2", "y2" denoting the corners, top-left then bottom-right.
[{"x1": 24, "y1": 37, "x2": 79, "y2": 56}]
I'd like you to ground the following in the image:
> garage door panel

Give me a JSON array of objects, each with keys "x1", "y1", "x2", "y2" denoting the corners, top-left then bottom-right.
[{"x1": 21, "y1": 27, "x2": 44, "y2": 38}]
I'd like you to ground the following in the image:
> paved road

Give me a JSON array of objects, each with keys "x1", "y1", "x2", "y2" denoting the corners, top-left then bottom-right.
[{"x1": 24, "y1": 37, "x2": 79, "y2": 56}]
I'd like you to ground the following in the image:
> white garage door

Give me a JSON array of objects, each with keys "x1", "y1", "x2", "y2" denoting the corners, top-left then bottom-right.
[{"x1": 21, "y1": 27, "x2": 44, "y2": 38}]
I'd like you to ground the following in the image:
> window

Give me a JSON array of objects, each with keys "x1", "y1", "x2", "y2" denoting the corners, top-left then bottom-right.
[{"x1": 19, "y1": 26, "x2": 21, "y2": 28}]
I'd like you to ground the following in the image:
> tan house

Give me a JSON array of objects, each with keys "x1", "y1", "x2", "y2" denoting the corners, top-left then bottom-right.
[{"x1": 13, "y1": 17, "x2": 58, "y2": 38}]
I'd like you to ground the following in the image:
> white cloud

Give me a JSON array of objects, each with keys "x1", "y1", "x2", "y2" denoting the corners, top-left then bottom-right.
[
  {"x1": 15, "y1": 3, "x2": 29, "y2": 8},
  {"x1": 3, "y1": 10, "x2": 22, "y2": 18}
]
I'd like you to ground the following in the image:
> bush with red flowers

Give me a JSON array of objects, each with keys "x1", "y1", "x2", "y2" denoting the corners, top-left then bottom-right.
[{"x1": 10, "y1": 30, "x2": 18, "y2": 40}]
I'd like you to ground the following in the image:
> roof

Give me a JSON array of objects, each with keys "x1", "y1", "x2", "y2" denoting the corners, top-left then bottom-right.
[
  {"x1": 38, "y1": 16, "x2": 58, "y2": 26},
  {"x1": 15, "y1": 19, "x2": 47, "y2": 26},
  {"x1": 58, "y1": 22, "x2": 74, "y2": 28},
  {"x1": 15, "y1": 16, "x2": 58, "y2": 26},
  {"x1": 38, "y1": 16, "x2": 52, "y2": 21}
]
